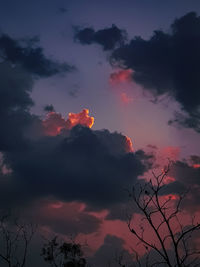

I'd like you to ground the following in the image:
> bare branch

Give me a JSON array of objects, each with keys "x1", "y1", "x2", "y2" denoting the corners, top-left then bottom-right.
[{"x1": 127, "y1": 163, "x2": 200, "y2": 267}]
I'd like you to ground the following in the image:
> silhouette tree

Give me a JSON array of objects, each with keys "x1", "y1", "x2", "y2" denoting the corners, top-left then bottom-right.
[
  {"x1": 0, "y1": 214, "x2": 36, "y2": 267},
  {"x1": 127, "y1": 163, "x2": 200, "y2": 267},
  {"x1": 41, "y1": 236, "x2": 87, "y2": 267}
]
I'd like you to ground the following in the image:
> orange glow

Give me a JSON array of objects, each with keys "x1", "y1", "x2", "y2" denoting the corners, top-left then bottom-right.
[
  {"x1": 43, "y1": 109, "x2": 94, "y2": 136},
  {"x1": 163, "y1": 194, "x2": 178, "y2": 200},
  {"x1": 125, "y1": 135, "x2": 134, "y2": 153},
  {"x1": 66, "y1": 109, "x2": 94, "y2": 129},
  {"x1": 193, "y1": 164, "x2": 200, "y2": 169},
  {"x1": 109, "y1": 69, "x2": 133, "y2": 84},
  {"x1": 120, "y1": 92, "x2": 133, "y2": 104}
]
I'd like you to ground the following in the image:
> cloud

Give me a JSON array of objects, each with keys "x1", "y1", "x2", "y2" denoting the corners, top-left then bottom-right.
[
  {"x1": 160, "y1": 159, "x2": 200, "y2": 212},
  {"x1": 0, "y1": 37, "x2": 152, "y2": 234},
  {"x1": 74, "y1": 24, "x2": 127, "y2": 51},
  {"x1": 120, "y1": 92, "x2": 133, "y2": 104},
  {"x1": 160, "y1": 146, "x2": 180, "y2": 161},
  {"x1": 1, "y1": 123, "x2": 152, "y2": 215},
  {"x1": 190, "y1": 155, "x2": 200, "y2": 168},
  {"x1": 0, "y1": 31, "x2": 77, "y2": 152},
  {"x1": 67, "y1": 109, "x2": 94, "y2": 129},
  {"x1": 94, "y1": 129, "x2": 134, "y2": 155},
  {"x1": 0, "y1": 28, "x2": 155, "y2": 264},
  {"x1": 0, "y1": 50, "x2": 151, "y2": 227},
  {"x1": 0, "y1": 34, "x2": 74, "y2": 77},
  {"x1": 109, "y1": 69, "x2": 133, "y2": 84},
  {"x1": 30, "y1": 200, "x2": 101, "y2": 235},
  {"x1": 42, "y1": 112, "x2": 67, "y2": 136},
  {"x1": 110, "y1": 12, "x2": 200, "y2": 132},
  {"x1": 170, "y1": 160, "x2": 200, "y2": 187},
  {"x1": 42, "y1": 109, "x2": 94, "y2": 136},
  {"x1": 168, "y1": 111, "x2": 200, "y2": 132},
  {"x1": 0, "y1": 62, "x2": 37, "y2": 151}
]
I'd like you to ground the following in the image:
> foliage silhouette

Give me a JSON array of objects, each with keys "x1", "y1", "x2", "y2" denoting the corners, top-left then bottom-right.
[{"x1": 41, "y1": 236, "x2": 87, "y2": 267}]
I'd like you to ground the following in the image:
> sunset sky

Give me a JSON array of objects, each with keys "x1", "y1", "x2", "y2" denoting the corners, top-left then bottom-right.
[{"x1": 1, "y1": 1, "x2": 200, "y2": 266}]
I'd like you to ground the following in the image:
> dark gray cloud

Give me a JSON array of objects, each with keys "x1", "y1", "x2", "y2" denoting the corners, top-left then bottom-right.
[
  {"x1": 190, "y1": 155, "x2": 200, "y2": 165},
  {"x1": 160, "y1": 159, "x2": 200, "y2": 212},
  {"x1": 0, "y1": 34, "x2": 74, "y2": 77},
  {"x1": 110, "y1": 12, "x2": 200, "y2": 132},
  {"x1": 0, "y1": 62, "x2": 37, "y2": 151},
  {"x1": 74, "y1": 24, "x2": 127, "y2": 51},
  {"x1": 164, "y1": 160, "x2": 200, "y2": 192},
  {"x1": 0, "y1": 30, "x2": 76, "y2": 151},
  {"x1": 1, "y1": 125, "x2": 151, "y2": 213}
]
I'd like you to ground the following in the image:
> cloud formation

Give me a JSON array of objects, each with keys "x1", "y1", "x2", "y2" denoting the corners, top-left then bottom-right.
[
  {"x1": 120, "y1": 92, "x2": 133, "y2": 104},
  {"x1": 43, "y1": 109, "x2": 94, "y2": 136},
  {"x1": 0, "y1": 62, "x2": 36, "y2": 151},
  {"x1": 1, "y1": 125, "x2": 151, "y2": 214},
  {"x1": 74, "y1": 24, "x2": 127, "y2": 50},
  {"x1": 109, "y1": 69, "x2": 133, "y2": 84},
  {"x1": 0, "y1": 32, "x2": 77, "y2": 151},
  {"x1": 32, "y1": 201, "x2": 101, "y2": 235},
  {"x1": 160, "y1": 158, "x2": 200, "y2": 212},
  {"x1": 110, "y1": 12, "x2": 200, "y2": 132},
  {"x1": 0, "y1": 44, "x2": 151, "y2": 223},
  {"x1": 0, "y1": 34, "x2": 74, "y2": 77}
]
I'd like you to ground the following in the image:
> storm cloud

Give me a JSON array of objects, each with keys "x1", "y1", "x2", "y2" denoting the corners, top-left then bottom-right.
[
  {"x1": 0, "y1": 40, "x2": 152, "y2": 226},
  {"x1": 110, "y1": 12, "x2": 200, "y2": 132},
  {"x1": 1, "y1": 124, "x2": 152, "y2": 215}
]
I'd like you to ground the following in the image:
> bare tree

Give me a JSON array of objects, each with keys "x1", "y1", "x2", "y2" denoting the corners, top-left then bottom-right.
[
  {"x1": 127, "y1": 163, "x2": 200, "y2": 267},
  {"x1": 0, "y1": 214, "x2": 36, "y2": 267}
]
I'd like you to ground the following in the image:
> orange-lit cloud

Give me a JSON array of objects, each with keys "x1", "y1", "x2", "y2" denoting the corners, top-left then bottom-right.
[
  {"x1": 109, "y1": 69, "x2": 133, "y2": 84},
  {"x1": 189, "y1": 156, "x2": 200, "y2": 169},
  {"x1": 43, "y1": 109, "x2": 94, "y2": 136},
  {"x1": 193, "y1": 164, "x2": 200, "y2": 169},
  {"x1": 163, "y1": 194, "x2": 179, "y2": 200},
  {"x1": 125, "y1": 135, "x2": 134, "y2": 153},
  {"x1": 120, "y1": 92, "x2": 133, "y2": 104},
  {"x1": 66, "y1": 109, "x2": 94, "y2": 129}
]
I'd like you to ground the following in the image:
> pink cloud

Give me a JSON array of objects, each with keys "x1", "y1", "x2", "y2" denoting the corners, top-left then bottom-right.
[
  {"x1": 109, "y1": 69, "x2": 133, "y2": 84},
  {"x1": 120, "y1": 92, "x2": 133, "y2": 104}
]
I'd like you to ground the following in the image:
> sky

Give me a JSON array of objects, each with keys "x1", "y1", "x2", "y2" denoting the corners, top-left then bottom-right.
[{"x1": 0, "y1": 0, "x2": 200, "y2": 266}]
